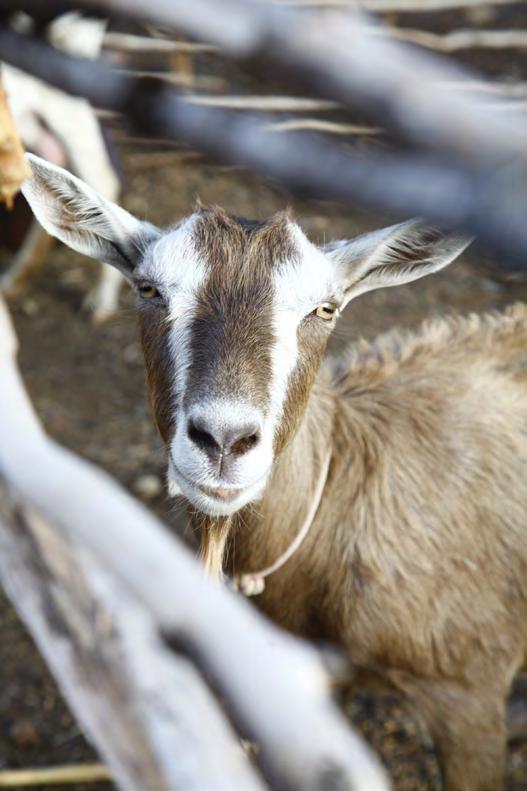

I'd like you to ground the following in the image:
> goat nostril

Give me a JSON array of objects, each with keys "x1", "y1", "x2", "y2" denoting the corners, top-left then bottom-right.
[
  {"x1": 229, "y1": 431, "x2": 260, "y2": 457},
  {"x1": 187, "y1": 416, "x2": 261, "y2": 459},
  {"x1": 188, "y1": 421, "x2": 219, "y2": 452}
]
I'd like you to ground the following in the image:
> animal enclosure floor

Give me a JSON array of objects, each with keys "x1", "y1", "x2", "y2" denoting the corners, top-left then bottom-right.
[{"x1": 1, "y1": 150, "x2": 527, "y2": 790}]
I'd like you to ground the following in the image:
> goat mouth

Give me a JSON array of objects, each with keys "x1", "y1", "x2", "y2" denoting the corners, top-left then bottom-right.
[
  {"x1": 171, "y1": 461, "x2": 247, "y2": 501},
  {"x1": 170, "y1": 459, "x2": 271, "y2": 512},
  {"x1": 198, "y1": 484, "x2": 239, "y2": 502}
]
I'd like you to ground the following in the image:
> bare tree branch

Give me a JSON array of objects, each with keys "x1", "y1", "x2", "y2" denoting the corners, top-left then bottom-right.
[
  {"x1": 103, "y1": 31, "x2": 217, "y2": 52},
  {"x1": 389, "y1": 26, "x2": 527, "y2": 53},
  {"x1": 4, "y1": 2, "x2": 527, "y2": 165},
  {"x1": 0, "y1": 294, "x2": 388, "y2": 791},
  {"x1": 277, "y1": 0, "x2": 523, "y2": 11},
  {"x1": 0, "y1": 763, "x2": 111, "y2": 788},
  {"x1": 266, "y1": 118, "x2": 380, "y2": 134},
  {"x1": 185, "y1": 94, "x2": 340, "y2": 111},
  {"x1": 76, "y1": 0, "x2": 527, "y2": 167},
  {"x1": 3, "y1": 23, "x2": 527, "y2": 267},
  {"x1": 0, "y1": 485, "x2": 264, "y2": 791},
  {"x1": 188, "y1": 83, "x2": 527, "y2": 102}
]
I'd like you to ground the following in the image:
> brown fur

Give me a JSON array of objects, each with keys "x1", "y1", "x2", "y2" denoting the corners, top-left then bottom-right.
[
  {"x1": 138, "y1": 302, "x2": 173, "y2": 443},
  {"x1": 207, "y1": 303, "x2": 527, "y2": 791},
  {"x1": 275, "y1": 310, "x2": 333, "y2": 452},
  {"x1": 189, "y1": 207, "x2": 334, "y2": 452},
  {"x1": 186, "y1": 207, "x2": 296, "y2": 411}
]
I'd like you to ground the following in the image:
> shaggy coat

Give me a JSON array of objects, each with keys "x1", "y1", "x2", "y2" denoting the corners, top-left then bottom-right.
[{"x1": 217, "y1": 304, "x2": 527, "y2": 791}]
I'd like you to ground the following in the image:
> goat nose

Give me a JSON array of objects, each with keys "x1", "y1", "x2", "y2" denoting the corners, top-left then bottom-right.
[{"x1": 187, "y1": 416, "x2": 261, "y2": 459}]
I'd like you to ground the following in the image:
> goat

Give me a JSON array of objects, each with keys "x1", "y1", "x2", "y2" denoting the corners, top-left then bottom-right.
[
  {"x1": 1, "y1": 12, "x2": 123, "y2": 322},
  {"x1": 22, "y1": 153, "x2": 527, "y2": 791}
]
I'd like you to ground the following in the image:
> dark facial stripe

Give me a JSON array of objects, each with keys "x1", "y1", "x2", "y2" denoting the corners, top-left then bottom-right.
[
  {"x1": 185, "y1": 208, "x2": 297, "y2": 411},
  {"x1": 274, "y1": 316, "x2": 332, "y2": 452},
  {"x1": 138, "y1": 303, "x2": 174, "y2": 443}
]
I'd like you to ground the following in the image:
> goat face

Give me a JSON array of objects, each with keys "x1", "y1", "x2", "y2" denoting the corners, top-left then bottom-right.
[
  {"x1": 22, "y1": 154, "x2": 470, "y2": 516},
  {"x1": 135, "y1": 208, "x2": 339, "y2": 516}
]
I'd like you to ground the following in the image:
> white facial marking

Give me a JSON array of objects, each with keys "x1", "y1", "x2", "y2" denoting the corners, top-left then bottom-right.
[
  {"x1": 268, "y1": 222, "x2": 339, "y2": 431},
  {"x1": 137, "y1": 214, "x2": 207, "y2": 409}
]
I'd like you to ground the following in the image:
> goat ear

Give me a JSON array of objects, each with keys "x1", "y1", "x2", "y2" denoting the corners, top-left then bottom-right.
[
  {"x1": 21, "y1": 154, "x2": 159, "y2": 278},
  {"x1": 324, "y1": 219, "x2": 471, "y2": 307}
]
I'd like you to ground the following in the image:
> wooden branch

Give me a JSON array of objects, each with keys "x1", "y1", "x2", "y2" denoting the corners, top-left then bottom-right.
[
  {"x1": 0, "y1": 334, "x2": 263, "y2": 791},
  {"x1": 0, "y1": 764, "x2": 111, "y2": 788},
  {"x1": 266, "y1": 118, "x2": 380, "y2": 134},
  {"x1": 4, "y1": 26, "x2": 527, "y2": 266},
  {"x1": 0, "y1": 76, "x2": 30, "y2": 208},
  {"x1": 9, "y1": 0, "x2": 520, "y2": 10},
  {"x1": 124, "y1": 85, "x2": 527, "y2": 118},
  {"x1": 184, "y1": 94, "x2": 339, "y2": 111},
  {"x1": 78, "y1": 0, "x2": 527, "y2": 167},
  {"x1": 277, "y1": 0, "x2": 523, "y2": 10},
  {"x1": 439, "y1": 80, "x2": 527, "y2": 98},
  {"x1": 185, "y1": 88, "x2": 527, "y2": 117},
  {"x1": 111, "y1": 85, "x2": 527, "y2": 112},
  {"x1": 388, "y1": 27, "x2": 527, "y2": 53},
  {"x1": 0, "y1": 494, "x2": 264, "y2": 791},
  {"x1": 0, "y1": 295, "x2": 388, "y2": 791},
  {"x1": 119, "y1": 69, "x2": 225, "y2": 91},
  {"x1": 103, "y1": 31, "x2": 217, "y2": 53},
  {"x1": 485, "y1": 100, "x2": 527, "y2": 112}
]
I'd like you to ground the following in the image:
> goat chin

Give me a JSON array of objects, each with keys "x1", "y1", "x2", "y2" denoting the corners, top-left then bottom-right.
[{"x1": 166, "y1": 460, "x2": 268, "y2": 518}]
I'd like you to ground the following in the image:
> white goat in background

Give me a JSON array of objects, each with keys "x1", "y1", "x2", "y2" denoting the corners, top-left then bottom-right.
[{"x1": 1, "y1": 12, "x2": 123, "y2": 322}]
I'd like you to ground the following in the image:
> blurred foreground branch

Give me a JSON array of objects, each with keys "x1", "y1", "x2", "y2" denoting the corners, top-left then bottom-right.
[
  {"x1": 389, "y1": 26, "x2": 527, "y2": 52},
  {"x1": 278, "y1": 0, "x2": 522, "y2": 9},
  {"x1": 0, "y1": 294, "x2": 387, "y2": 791},
  {"x1": 0, "y1": 764, "x2": 111, "y2": 788},
  {"x1": 2, "y1": 22, "x2": 527, "y2": 266},
  {"x1": 77, "y1": 0, "x2": 526, "y2": 165},
  {"x1": 4, "y1": 0, "x2": 525, "y2": 162}
]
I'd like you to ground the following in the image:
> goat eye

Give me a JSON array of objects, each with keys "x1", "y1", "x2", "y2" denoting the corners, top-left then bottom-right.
[
  {"x1": 138, "y1": 283, "x2": 160, "y2": 300},
  {"x1": 314, "y1": 303, "x2": 338, "y2": 321}
]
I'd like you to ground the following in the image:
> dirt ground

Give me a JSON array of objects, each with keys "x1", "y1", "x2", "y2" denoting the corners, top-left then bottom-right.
[{"x1": 1, "y1": 146, "x2": 527, "y2": 790}]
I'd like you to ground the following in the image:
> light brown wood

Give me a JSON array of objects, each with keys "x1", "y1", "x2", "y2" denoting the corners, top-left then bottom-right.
[
  {"x1": 278, "y1": 0, "x2": 522, "y2": 10},
  {"x1": 0, "y1": 763, "x2": 111, "y2": 788},
  {"x1": 388, "y1": 27, "x2": 527, "y2": 53},
  {"x1": 0, "y1": 78, "x2": 30, "y2": 209}
]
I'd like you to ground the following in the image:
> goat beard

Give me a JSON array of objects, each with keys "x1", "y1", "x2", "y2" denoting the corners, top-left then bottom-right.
[{"x1": 197, "y1": 515, "x2": 232, "y2": 582}]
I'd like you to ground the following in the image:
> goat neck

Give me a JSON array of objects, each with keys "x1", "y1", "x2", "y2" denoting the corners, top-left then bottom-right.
[{"x1": 192, "y1": 371, "x2": 336, "y2": 600}]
